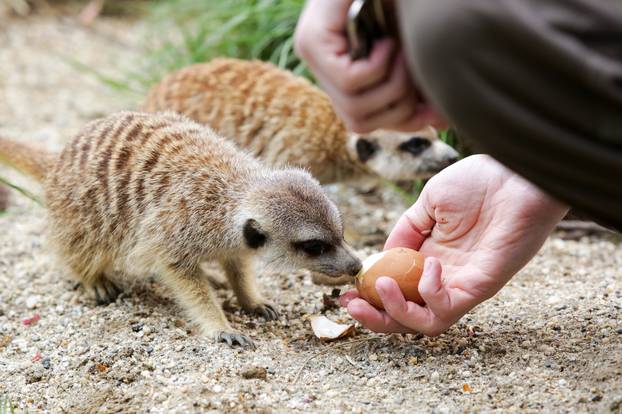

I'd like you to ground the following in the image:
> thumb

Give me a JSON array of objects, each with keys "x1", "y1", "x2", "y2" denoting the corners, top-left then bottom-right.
[
  {"x1": 417, "y1": 257, "x2": 450, "y2": 313},
  {"x1": 384, "y1": 194, "x2": 434, "y2": 250},
  {"x1": 339, "y1": 289, "x2": 360, "y2": 307}
]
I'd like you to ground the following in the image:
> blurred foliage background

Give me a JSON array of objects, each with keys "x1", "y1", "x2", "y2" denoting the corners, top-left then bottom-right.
[
  {"x1": 68, "y1": 0, "x2": 309, "y2": 94},
  {"x1": 145, "y1": 0, "x2": 309, "y2": 84}
]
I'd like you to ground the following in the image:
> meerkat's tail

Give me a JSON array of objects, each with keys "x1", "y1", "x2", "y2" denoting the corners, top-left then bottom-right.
[{"x1": 0, "y1": 137, "x2": 56, "y2": 182}]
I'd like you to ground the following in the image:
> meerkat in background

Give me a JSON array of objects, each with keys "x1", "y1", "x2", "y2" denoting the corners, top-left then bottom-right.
[
  {"x1": 0, "y1": 112, "x2": 362, "y2": 347},
  {"x1": 142, "y1": 58, "x2": 458, "y2": 185}
]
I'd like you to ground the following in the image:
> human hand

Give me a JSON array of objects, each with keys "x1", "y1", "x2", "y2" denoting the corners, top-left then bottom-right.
[
  {"x1": 341, "y1": 155, "x2": 569, "y2": 335},
  {"x1": 294, "y1": 0, "x2": 445, "y2": 133}
]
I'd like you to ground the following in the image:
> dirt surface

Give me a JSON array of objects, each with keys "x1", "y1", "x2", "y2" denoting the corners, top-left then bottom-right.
[{"x1": 1, "y1": 13, "x2": 621, "y2": 414}]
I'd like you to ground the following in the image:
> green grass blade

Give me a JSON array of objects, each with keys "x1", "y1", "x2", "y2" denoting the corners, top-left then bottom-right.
[
  {"x1": 60, "y1": 55, "x2": 144, "y2": 96},
  {"x1": 88, "y1": 0, "x2": 308, "y2": 94},
  {"x1": 0, "y1": 176, "x2": 43, "y2": 206}
]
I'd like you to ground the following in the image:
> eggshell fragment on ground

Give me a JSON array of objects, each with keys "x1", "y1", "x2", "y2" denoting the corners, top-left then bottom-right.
[{"x1": 310, "y1": 316, "x2": 355, "y2": 341}]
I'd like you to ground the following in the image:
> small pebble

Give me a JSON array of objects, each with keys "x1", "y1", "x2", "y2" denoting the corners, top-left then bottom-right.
[
  {"x1": 14, "y1": 339, "x2": 28, "y2": 353},
  {"x1": 302, "y1": 395, "x2": 317, "y2": 403},
  {"x1": 241, "y1": 366, "x2": 267, "y2": 380},
  {"x1": 430, "y1": 371, "x2": 440, "y2": 382},
  {"x1": 26, "y1": 296, "x2": 40, "y2": 309}
]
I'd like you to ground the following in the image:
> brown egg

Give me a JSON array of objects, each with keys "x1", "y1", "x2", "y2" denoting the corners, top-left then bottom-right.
[{"x1": 355, "y1": 247, "x2": 426, "y2": 310}]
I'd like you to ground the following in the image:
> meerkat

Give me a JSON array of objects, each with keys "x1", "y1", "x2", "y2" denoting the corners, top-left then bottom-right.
[
  {"x1": 0, "y1": 111, "x2": 362, "y2": 347},
  {"x1": 142, "y1": 58, "x2": 459, "y2": 185}
]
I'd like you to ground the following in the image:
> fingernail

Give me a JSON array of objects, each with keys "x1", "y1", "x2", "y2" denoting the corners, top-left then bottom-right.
[
  {"x1": 375, "y1": 277, "x2": 390, "y2": 294},
  {"x1": 347, "y1": 298, "x2": 366, "y2": 314}
]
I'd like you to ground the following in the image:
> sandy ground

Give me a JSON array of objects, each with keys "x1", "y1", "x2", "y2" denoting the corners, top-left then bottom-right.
[{"x1": 0, "y1": 12, "x2": 621, "y2": 414}]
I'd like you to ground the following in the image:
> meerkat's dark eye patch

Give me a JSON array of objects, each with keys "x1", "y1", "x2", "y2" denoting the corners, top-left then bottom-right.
[
  {"x1": 292, "y1": 239, "x2": 334, "y2": 257},
  {"x1": 398, "y1": 136, "x2": 432, "y2": 156},
  {"x1": 243, "y1": 219, "x2": 267, "y2": 249},
  {"x1": 355, "y1": 138, "x2": 380, "y2": 163}
]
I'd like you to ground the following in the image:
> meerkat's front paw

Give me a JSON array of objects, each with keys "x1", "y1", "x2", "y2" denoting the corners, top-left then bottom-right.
[
  {"x1": 217, "y1": 331, "x2": 256, "y2": 348},
  {"x1": 247, "y1": 303, "x2": 279, "y2": 321},
  {"x1": 91, "y1": 276, "x2": 122, "y2": 305}
]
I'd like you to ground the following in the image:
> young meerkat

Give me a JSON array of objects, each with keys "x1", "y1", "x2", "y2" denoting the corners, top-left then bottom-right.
[
  {"x1": 0, "y1": 111, "x2": 362, "y2": 347},
  {"x1": 142, "y1": 58, "x2": 458, "y2": 185}
]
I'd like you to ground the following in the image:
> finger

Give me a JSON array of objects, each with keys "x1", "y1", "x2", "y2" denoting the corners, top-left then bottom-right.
[
  {"x1": 339, "y1": 289, "x2": 359, "y2": 307},
  {"x1": 374, "y1": 274, "x2": 449, "y2": 336},
  {"x1": 338, "y1": 53, "x2": 414, "y2": 119},
  {"x1": 384, "y1": 198, "x2": 434, "y2": 250},
  {"x1": 313, "y1": 38, "x2": 396, "y2": 95},
  {"x1": 347, "y1": 298, "x2": 415, "y2": 334},
  {"x1": 299, "y1": 30, "x2": 349, "y2": 65},
  {"x1": 418, "y1": 257, "x2": 479, "y2": 324},
  {"x1": 338, "y1": 38, "x2": 396, "y2": 92},
  {"x1": 346, "y1": 93, "x2": 418, "y2": 133},
  {"x1": 294, "y1": 0, "x2": 352, "y2": 58},
  {"x1": 417, "y1": 257, "x2": 452, "y2": 315}
]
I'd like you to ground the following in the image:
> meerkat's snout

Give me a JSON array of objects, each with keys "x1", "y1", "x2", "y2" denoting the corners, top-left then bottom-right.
[
  {"x1": 349, "y1": 126, "x2": 460, "y2": 181},
  {"x1": 242, "y1": 169, "x2": 361, "y2": 277},
  {"x1": 337, "y1": 243, "x2": 363, "y2": 277},
  {"x1": 291, "y1": 239, "x2": 362, "y2": 277},
  {"x1": 345, "y1": 255, "x2": 363, "y2": 276}
]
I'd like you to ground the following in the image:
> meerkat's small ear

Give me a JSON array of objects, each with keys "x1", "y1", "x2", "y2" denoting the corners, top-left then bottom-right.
[
  {"x1": 243, "y1": 219, "x2": 267, "y2": 249},
  {"x1": 355, "y1": 138, "x2": 379, "y2": 163}
]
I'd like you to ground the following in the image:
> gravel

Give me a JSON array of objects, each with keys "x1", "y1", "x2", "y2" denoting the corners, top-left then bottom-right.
[{"x1": 1, "y1": 11, "x2": 621, "y2": 414}]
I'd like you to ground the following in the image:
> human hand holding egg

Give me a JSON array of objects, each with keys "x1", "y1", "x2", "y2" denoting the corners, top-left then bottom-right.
[{"x1": 341, "y1": 155, "x2": 568, "y2": 336}]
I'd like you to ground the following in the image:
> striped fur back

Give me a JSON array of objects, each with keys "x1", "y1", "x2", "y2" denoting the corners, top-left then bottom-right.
[
  {"x1": 142, "y1": 58, "x2": 352, "y2": 183},
  {"x1": 45, "y1": 111, "x2": 261, "y2": 275}
]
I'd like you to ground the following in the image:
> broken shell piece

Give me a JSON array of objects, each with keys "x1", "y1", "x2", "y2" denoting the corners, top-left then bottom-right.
[{"x1": 310, "y1": 316, "x2": 355, "y2": 341}]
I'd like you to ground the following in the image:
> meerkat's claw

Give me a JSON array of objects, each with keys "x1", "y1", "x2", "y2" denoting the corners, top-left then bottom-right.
[
  {"x1": 217, "y1": 331, "x2": 256, "y2": 349},
  {"x1": 93, "y1": 278, "x2": 122, "y2": 306},
  {"x1": 252, "y1": 303, "x2": 279, "y2": 321}
]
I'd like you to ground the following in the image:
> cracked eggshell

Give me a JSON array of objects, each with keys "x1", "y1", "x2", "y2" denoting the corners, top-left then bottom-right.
[
  {"x1": 355, "y1": 247, "x2": 425, "y2": 310},
  {"x1": 310, "y1": 316, "x2": 355, "y2": 341}
]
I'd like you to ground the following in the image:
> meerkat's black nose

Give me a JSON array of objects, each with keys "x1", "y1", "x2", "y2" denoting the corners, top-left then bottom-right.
[
  {"x1": 347, "y1": 260, "x2": 363, "y2": 276},
  {"x1": 447, "y1": 155, "x2": 459, "y2": 165}
]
